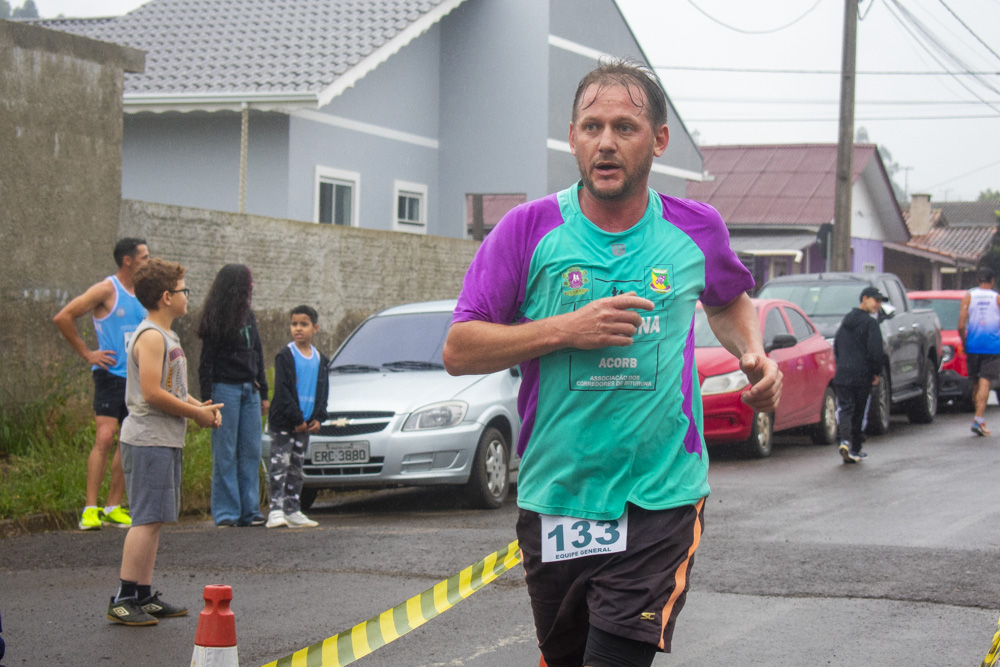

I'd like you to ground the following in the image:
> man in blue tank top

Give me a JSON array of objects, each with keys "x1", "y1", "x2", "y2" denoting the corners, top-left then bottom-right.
[
  {"x1": 54, "y1": 238, "x2": 150, "y2": 530},
  {"x1": 959, "y1": 267, "x2": 1000, "y2": 436},
  {"x1": 444, "y1": 60, "x2": 782, "y2": 667}
]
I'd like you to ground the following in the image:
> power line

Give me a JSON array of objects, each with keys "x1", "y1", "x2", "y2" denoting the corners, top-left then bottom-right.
[
  {"x1": 653, "y1": 65, "x2": 1000, "y2": 75},
  {"x1": 937, "y1": 0, "x2": 1000, "y2": 64},
  {"x1": 884, "y1": 0, "x2": 1000, "y2": 108},
  {"x1": 919, "y1": 157, "x2": 1000, "y2": 191},
  {"x1": 686, "y1": 113, "x2": 999, "y2": 122},
  {"x1": 674, "y1": 97, "x2": 1000, "y2": 106},
  {"x1": 685, "y1": 0, "x2": 823, "y2": 35}
]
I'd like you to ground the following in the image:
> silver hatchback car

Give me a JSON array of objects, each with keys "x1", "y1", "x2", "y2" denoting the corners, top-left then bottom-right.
[{"x1": 262, "y1": 300, "x2": 521, "y2": 509}]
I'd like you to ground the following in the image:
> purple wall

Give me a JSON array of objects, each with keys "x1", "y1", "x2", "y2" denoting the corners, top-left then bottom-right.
[{"x1": 851, "y1": 237, "x2": 883, "y2": 273}]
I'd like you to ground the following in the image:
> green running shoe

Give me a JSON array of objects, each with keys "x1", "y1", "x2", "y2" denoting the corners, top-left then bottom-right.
[
  {"x1": 101, "y1": 506, "x2": 132, "y2": 528},
  {"x1": 78, "y1": 507, "x2": 102, "y2": 531}
]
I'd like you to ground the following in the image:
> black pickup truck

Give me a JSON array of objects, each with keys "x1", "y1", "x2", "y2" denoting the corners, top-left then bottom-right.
[{"x1": 757, "y1": 272, "x2": 943, "y2": 433}]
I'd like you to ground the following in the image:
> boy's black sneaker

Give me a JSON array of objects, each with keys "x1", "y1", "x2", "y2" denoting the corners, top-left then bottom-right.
[
  {"x1": 107, "y1": 596, "x2": 158, "y2": 626},
  {"x1": 139, "y1": 592, "x2": 188, "y2": 618}
]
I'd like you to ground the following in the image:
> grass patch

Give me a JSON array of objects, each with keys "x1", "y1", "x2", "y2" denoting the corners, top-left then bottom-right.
[
  {"x1": 0, "y1": 366, "x2": 275, "y2": 523},
  {"x1": 0, "y1": 395, "x2": 233, "y2": 523}
]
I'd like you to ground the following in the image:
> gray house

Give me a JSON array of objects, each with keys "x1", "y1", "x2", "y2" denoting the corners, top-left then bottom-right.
[{"x1": 33, "y1": 0, "x2": 706, "y2": 239}]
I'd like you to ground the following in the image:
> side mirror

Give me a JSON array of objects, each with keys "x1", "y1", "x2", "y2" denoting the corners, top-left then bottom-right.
[
  {"x1": 880, "y1": 302, "x2": 896, "y2": 320},
  {"x1": 765, "y1": 333, "x2": 797, "y2": 354}
]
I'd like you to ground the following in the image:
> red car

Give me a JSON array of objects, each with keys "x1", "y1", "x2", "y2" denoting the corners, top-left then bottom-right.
[
  {"x1": 907, "y1": 290, "x2": 971, "y2": 406},
  {"x1": 695, "y1": 299, "x2": 837, "y2": 458}
]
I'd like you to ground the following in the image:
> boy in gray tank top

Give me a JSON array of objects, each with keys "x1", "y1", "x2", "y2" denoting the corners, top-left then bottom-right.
[{"x1": 106, "y1": 259, "x2": 224, "y2": 627}]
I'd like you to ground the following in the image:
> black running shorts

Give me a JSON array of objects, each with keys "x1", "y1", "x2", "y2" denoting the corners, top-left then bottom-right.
[
  {"x1": 967, "y1": 353, "x2": 1000, "y2": 383},
  {"x1": 92, "y1": 368, "x2": 128, "y2": 422},
  {"x1": 516, "y1": 499, "x2": 705, "y2": 666}
]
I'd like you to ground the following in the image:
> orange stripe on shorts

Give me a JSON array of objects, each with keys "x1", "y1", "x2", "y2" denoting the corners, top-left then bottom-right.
[{"x1": 658, "y1": 497, "x2": 705, "y2": 650}]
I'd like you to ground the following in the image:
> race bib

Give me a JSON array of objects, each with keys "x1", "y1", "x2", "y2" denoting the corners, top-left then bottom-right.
[{"x1": 540, "y1": 508, "x2": 628, "y2": 563}]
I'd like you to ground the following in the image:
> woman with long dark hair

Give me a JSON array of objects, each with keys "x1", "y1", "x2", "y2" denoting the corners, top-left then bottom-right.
[{"x1": 197, "y1": 264, "x2": 269, "y2": 527}]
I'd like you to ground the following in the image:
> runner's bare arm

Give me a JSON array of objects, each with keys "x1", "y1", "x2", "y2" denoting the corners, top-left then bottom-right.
[
  {"x1": 444, "y1": 293, "x2": 654, "y2": 376},
  {"x1": 703, "y1": 293, "x2": 782, "y2": 413},
  {"x1": 52, "y1": 279, "x2": 117, "y2": 369}
]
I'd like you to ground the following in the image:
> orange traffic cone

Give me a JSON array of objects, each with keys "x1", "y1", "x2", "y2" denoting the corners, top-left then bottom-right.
[{"x1": 190, "y1": 585, "x2": 239, "y2": 667}]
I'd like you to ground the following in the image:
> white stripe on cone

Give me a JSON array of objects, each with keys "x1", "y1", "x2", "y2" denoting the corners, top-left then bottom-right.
[{"x1": 190, "y1": 645, "x2": 239, "y2": 667}]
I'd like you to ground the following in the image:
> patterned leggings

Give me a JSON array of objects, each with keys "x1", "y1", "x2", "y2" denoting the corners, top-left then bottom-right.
[{"x1": 267, "y1": 431, "x2": 308, "y2": 513}]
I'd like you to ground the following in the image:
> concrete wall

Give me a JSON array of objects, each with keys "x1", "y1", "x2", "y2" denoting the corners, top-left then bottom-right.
[
  {"x1": 0, "y1": 20, "x2": 143, "y2": 407},
  {"x1": 118, "y1": 200, "x2": 480, "y2": 397}
]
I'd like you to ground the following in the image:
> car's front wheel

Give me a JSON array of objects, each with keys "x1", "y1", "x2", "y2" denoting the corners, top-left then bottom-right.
[
  {"x1": 866, "y1": 374, "x2": 891, "y2": 435},
  {"x1": 741, "y1": 411, "x2": 773, "y2": 458},
  {"x1": 465, "y1": 426, "x2": 510, "y2": 509}
]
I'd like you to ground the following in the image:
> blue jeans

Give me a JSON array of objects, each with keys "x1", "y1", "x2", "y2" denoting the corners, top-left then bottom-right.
[{"x1": 210, "y1": 382, "x2": 262, "y2": 525}]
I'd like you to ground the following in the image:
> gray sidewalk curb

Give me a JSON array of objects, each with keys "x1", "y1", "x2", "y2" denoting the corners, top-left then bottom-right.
[{"x1": 0, "y1": 511, "x2": 76, "y2": 539}]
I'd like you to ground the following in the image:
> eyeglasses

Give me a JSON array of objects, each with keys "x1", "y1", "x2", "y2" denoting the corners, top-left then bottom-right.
[{"x1": 168, "y1": 288, "x2": 190, "y2": 296}]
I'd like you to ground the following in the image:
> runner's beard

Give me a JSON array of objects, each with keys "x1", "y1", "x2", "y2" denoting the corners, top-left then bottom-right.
[{"x1": 576, "y1": 145, "x2": 655, "y2": 202}]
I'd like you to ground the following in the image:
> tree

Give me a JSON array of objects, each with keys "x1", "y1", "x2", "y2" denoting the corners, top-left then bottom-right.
[
  {"x1": 11, "y1": 0, "x2": 38, "y2": 18},
  {"x1": 0, "y1": 1, "x2": 11, "y2": 19},
  {"x1": 978, "y1": 189, "x2": 1000, "y2": 203}
]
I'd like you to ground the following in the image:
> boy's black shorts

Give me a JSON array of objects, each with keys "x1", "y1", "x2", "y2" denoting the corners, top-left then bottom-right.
[
  {"x1": 92, "y1": 369, "x2": 128, "y2": 423},
  {"x1": 516, "y1": 500, "x2": 705, "y2": 666}
]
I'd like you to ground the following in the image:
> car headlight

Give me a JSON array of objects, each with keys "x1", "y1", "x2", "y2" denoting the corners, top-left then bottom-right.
[
  {"x1": 941, "y1": 345, "x2": 955, "y2": 364},
  {"x1": 402, "y1": 401, "x2": 468, "y2": 431},
  {"x1": 700, "y1": 369, "x2": 750, "y2": 396}
]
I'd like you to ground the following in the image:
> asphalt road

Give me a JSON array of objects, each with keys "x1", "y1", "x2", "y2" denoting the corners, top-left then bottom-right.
[{"x1": 1, "y1": 407, "x2": 998, "y2": 666}]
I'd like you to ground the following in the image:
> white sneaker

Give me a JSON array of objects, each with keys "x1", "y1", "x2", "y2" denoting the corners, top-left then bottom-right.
[
  {"x1": 284, "y1": 511, "x2": 318, "y2": 528},
  {"x1": 265, "y1": 510, "x2": 287, "y2": 528}
]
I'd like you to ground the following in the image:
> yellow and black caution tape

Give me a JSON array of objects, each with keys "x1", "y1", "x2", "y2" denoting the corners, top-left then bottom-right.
[
  {"x1": 261, "y1": 539, "x2": 522, "y2": 667},
  {"x1": 981, "y1": 613, "x2": 1000, "y2": 667}
]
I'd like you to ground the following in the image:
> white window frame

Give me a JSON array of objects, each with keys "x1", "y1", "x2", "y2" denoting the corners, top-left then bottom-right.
[
  {"x1": 392, "y1": 180, "x2": 428, "y2": 234},
  {"x1": 314, "y1": 166, "x2": 360, "y2": 227}
]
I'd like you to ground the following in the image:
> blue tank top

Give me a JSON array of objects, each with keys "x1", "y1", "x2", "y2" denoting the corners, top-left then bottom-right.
[
  {"x1": 291, "y1": 343, "x2": 320, "y2": 420},
  {"x1": 92, "y1": 275, "x2": 148, "y2": 378},
  {"x1": 966, "y1": 287, "x2": 1000, "y2": 354}
]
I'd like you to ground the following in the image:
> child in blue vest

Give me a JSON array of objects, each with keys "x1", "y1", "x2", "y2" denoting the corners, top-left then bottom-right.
[{"x1": 265, "y1": 305, "x2": 329, "y2": 528}]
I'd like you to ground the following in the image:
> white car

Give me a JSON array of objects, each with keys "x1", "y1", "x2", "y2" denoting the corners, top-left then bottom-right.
[{"x1": 262, "y1": 300, "x2": 521, "y2": 509}]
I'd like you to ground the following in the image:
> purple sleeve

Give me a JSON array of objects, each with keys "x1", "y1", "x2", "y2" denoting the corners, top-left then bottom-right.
[
  {"x1": 661, "y1": 194, "x2": 754, "y2": 307},
  {"x1": 453, "y1": 194, "x2": 563, "y2": 325}
]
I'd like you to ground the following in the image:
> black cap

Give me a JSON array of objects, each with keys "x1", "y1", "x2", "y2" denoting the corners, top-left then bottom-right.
[{"x1": 860, "y1": 286, "x2": 886, "y2": 301}]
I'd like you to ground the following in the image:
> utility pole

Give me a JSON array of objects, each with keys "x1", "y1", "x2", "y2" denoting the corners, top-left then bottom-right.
[{"x1": 831, "y1": 0, "x2": 858, "y2": 272}]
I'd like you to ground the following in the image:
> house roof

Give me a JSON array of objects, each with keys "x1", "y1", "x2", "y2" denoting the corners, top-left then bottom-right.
[
  {"x1": 686, "y1": 144, "x2": 878, "y2": 227},
  {"x1": 935, "y1": 201, "x2": 999, "y2": 227},
  {"x1": 906, "y1": 226, "x2": 995, "y2": 262},
  {"x1": 28, "y1": 0, "x2": 467, "y2": 112}
]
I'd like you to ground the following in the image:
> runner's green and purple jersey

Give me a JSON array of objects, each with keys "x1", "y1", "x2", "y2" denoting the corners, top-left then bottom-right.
[{"x1": 453, "y1": 184, "x2": 754, "y2": 520}]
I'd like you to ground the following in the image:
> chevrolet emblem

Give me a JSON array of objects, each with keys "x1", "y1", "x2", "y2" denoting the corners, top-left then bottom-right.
[{"x1": 329, "y1": 417, "x2": 351, "y2": 428}]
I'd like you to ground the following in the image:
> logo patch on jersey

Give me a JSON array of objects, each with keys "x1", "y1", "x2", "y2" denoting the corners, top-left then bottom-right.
[
  {"x1": 611, "y1": 243, "x2": 626, "y2": 256},
  {"x1": 649, "y1": 268, "x2": 671, "y2": 294},
  {"x1": 116, "y1": 308, "x2": 126, "y2": 318},
  {"x1": 561, "y1": 266, "x2": 590, "y2": 297},
  {"x1": 640, "y1": 612, "x2": 657, "y2": 621}
]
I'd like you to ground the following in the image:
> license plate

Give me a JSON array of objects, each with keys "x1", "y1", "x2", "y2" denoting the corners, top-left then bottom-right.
[{"x1": 310, "y1": 441, "x2": 370, "y2": 464}]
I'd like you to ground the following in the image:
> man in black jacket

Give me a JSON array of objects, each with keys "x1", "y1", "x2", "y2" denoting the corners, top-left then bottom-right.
[{"x1": 834, "y1": 286, "x2": 888, "y2": 463}]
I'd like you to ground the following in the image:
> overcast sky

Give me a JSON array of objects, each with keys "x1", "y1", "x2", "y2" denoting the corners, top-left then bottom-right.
[{"x1": 31, "y1": 0, "x2": 1000, "y2": 203}]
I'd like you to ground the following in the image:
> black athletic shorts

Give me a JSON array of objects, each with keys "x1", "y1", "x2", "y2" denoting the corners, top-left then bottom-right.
[
  {"x1": 516, "y1": 499, "x2": 705, "y2": 666},
  {"x1": 92, "y1": 368, "x2": 128, "y2": 422},
  {"x1": 967, "y1": 353, "x2": 1000, "y2": 383}
]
